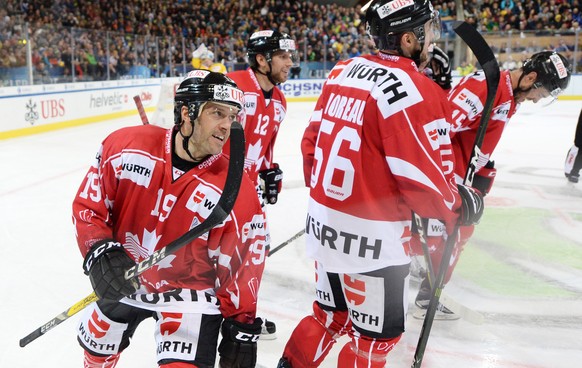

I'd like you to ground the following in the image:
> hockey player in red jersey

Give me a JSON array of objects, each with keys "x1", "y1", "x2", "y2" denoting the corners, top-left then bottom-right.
[
  {"x1": 278, "y1": 1, "x2": 484, "y2": 367},
  {"x1": 225, "y1": 30, "x2": 298, "y2": 206},
  {"x1": 225, "y1": 30, "x2": 298, "y2": 340},
  {"x1": 412, "y1": 49, "x2": 572, "y2": 318},
  {"x1": 73, "y1": 70, "x2": 268, "y2": 368},
  {"x1": 565, "y1": 107, "x2": 582, "y2": 183}
]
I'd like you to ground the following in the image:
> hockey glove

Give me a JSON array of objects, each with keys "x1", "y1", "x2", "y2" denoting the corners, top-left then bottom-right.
[
  {"x1": 430, "y1": 45, "x2": 452, "y2": 90},
  {"x1": 218, "y1": 318, "x2": 263, "y2": 368},
  {"x1": 457, "y1": 184, "x2": 484, "y2": 226},
  {"x1": 83, "y1": 239, "x2": 139, "y2": 301},
  {"x1": 259, "y1": 163, "x2": 283, "y2": 205},
  {"x1": 472, "y1": 160, "x2": 496, "y2": 195},
  {"x1": 564, "y1": 144, "x2": 581, "y2": 183}
]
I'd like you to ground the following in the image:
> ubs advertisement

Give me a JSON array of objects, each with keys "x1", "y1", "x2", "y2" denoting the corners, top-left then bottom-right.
[{"x1": 0, "y1": 80, "x2": 161, "y2": 135}]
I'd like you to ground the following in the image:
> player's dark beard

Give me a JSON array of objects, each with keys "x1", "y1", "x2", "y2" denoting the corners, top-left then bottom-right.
[
  {"x1": 411, "y1": 44, "x2": 424, "y2": 68},
  {"x1": 270, "y1": 70, "x2": 286, "y2": 85}
]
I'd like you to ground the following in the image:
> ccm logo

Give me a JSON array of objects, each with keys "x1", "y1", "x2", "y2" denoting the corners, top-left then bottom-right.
[{"x1": 235, "y1": 332, "x2": 260, "y2": 343}]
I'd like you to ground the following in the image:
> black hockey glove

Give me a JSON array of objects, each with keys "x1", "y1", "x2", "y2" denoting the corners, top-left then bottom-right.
[
  {"x1": 473, "y1": 160, "x2": 496, "y2": 196},
  {"x1": 259, "y1": 163, "x2": 283, "y2": 205},
  {"x1": 218, "y1": 318, "x2": 262, "y2": 368},
  {"x1": 83, "y1": 239, "x2": 139, "y2": 300},
  {"x1": 565, "y1": 144, "x2": 581, "y2": 183},
  {"x1": 430, "y1": 45, "x2": 452, "y2": 90},
  {"x1": 457, "y1": 184, "x2": 484, "y2": 226}
]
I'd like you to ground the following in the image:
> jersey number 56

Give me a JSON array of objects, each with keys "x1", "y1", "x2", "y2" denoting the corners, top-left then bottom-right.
[{"x1": 311, "y1": 119, "x2": 361, "y2": 201}]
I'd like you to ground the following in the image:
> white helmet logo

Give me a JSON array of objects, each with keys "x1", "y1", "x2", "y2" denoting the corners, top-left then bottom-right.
[{"x1": 378, "y1": 0, "x2": 415, "y2": 19}]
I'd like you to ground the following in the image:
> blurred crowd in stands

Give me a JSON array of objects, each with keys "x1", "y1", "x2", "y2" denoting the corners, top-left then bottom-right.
[{"x1": 0, "y1": 0, "x2": 581, "y2": 85}]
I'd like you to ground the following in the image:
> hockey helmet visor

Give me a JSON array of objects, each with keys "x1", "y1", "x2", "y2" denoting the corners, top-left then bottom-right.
[{"x1": 523, "y1": 51, "x2": 571, "y2": 105}]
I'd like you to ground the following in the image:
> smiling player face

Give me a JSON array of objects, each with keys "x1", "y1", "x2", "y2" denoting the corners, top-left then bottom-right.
[{"x1": 182, "y1": 102, "x2": 241, "y2": 160}]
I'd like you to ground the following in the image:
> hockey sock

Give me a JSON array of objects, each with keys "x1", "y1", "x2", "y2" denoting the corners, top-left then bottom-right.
[
  {"x1": 428, "y1": 225, "x2": 475, "y2": 285},
  {"x1": 282, "y1": 303, "x2": 350, "y2": 368},
  {"x1": 159, "y1": 362, "x2": 197, "y2": 367},
  {"x1": 337, "y1": 335, "x2": 401, "y2": 368},
  {"x1": 282, "y1": 315, "x2": 339, "y2": 368},
  {"x1": 83, "y1": 351, "x2": 120, "y2": 368}
]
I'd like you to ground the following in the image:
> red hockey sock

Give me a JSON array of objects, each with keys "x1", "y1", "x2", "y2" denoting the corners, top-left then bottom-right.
[
  {"x1": 83, "y1": 351, "x2": 121, "y2": 368},
  {"x1": 337, "y1": 335, "x2": 401, "y2": 368},
  {"x1": 283, "y1": 315, "x2": 338, "y2": 368},
  {"x1": 159, "y1": 362, "x2": 197, "y2": 367},
  {"x1": 282, "y1": 303, "x2": 350, "y2": 368}
]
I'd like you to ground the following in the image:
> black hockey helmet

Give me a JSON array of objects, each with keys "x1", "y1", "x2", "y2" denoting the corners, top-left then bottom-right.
[
  {"x1": 364, "y1": 0, "x2": 441, "y2": 51},
  {"x1": 174, "y1": 69, "x2": 244, "y2": 125},
  {"x1": 522, "y1": 51, "x2": 571, "y2": 98},
  {"x1": 247, "y1": 30, "x2": 298, "y2": 69}
]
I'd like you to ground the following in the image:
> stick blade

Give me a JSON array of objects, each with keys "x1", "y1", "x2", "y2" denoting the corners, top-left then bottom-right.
[{"x1": 453, "y1": 21, "x2": 500, "y2": 93}]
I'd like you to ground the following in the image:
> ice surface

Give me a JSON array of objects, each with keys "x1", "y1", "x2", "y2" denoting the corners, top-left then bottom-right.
[{"x1": 1, "y1": 100, "x2": 581, "y2": 368}]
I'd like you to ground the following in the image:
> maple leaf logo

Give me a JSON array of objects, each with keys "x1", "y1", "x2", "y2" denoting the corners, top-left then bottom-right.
[
  {"x1": 124, "y1": 229, "x2": 162, "y2": 260},
  {"x1": 245, "y1": 140, "x2": 263, "y2": 170}
]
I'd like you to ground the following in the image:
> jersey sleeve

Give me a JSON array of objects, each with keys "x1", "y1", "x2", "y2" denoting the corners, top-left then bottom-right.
[
  {"x1": 301, "y1": 99, "x2": 325, "y2": 187},
  {"x1": 72, "y1": 139, "x2": 119, "y2": 256},
  {"x1": 448, "y1": 73, "x2": 508, "y2": 176},
  {"x1": 209, "y1": 180, "x2": 268, "y2": 323}
]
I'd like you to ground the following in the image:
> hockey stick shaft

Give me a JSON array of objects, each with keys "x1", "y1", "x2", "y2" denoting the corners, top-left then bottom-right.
[
  {"x1": 412, "y1": 214, "x2": 435, "y2": 282},
  {"x1": 19, "y1": 122, "x2": 245, "y2": 348},
  {"x1": 412, "y1": 21, "x2": 500, "y2": 368},
  {"x1": 412, "y1": 214, "x2": 484, "y2": 324},
  {"x1": 268, "y1": 228, "x2": 305, "y2": 257},
  {"x1": 133, "y1": 95, "x2": 150, "y2": 125}
]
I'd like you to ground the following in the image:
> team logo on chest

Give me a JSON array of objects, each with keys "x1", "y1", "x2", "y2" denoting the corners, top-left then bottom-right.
[
  {"x1": 185, "y1": 184, "x2": 221, "y2": 219},
  {"x1": 111, "y1": 152, "x2": 156, "y2": 188}
]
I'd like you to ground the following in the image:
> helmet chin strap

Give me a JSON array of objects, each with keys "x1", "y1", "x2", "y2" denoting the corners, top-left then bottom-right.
[
  {"x1": 178, "y1": 103, "x2": 205, "y2": 162},
  {"x1": 254, "y1": 62, "x2": 278, "y2": 87},
  {"x1": 513, "y1": 72, "x2": 533, "y2": 97},
  {"x1": 179, "y1": 124, "x2": 198, "y2": 162}
]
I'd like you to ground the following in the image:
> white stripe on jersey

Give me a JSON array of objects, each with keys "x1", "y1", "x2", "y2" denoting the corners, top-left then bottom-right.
[{"x1": 304, "y1": 197, "x2": 410, "y2": 274}]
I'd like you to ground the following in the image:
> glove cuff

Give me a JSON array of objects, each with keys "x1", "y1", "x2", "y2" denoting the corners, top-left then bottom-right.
[{"x1": 83, "y1": 239, "x2": 124, "y2": 275}]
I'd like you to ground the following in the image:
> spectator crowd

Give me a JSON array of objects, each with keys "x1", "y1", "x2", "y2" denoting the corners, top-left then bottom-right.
[{"x1": 0, "y1": 0, "x2": 580, "y2": 85}]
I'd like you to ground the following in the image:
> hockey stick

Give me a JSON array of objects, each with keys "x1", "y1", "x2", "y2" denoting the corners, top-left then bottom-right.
[
  {"x1": 411, "y1": 21, "x2": 500, "y2": 368},
  {"x1": 133, "y1": 95, "x2": 150, "y2": 125},
  {"x1": 19, "y1": 122, "x2": 246, "y2": 348},
  {"x1": 268, "y1": 228, "x2": 305, "y2": 257},
  {"x1": 411, "y1": 215, "x2": 484, "y2": 324},
  {"x1": 412, "y1": 215, "x2": 435, "y2": 280}
]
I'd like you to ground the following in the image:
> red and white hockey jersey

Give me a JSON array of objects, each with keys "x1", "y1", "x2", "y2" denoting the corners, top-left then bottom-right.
[
  {"x1": 226, "y1": 69, "x2": 287, "y2": 183},
  {"x1": 448, "y1": 70, "x2": 518, "y2": 180},
  {"x1": 72, "y1": 125, "x2": 268, "y2": 323},
  {"x1": 301, "y1": 54, "x2": 463, "y2": 273}
]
